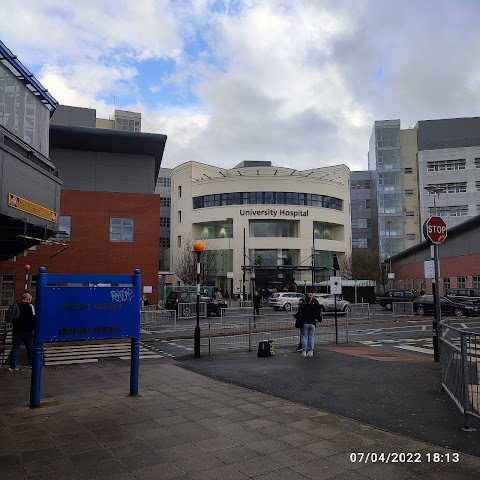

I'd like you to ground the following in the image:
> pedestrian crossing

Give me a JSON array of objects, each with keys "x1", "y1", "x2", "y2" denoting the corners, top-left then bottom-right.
[
  {"x1": 359, "y1": 337, "x2": 480, "y2": 359},
  {"x1": 42, "y1": 341, "x2": 165, "y2": 366}
]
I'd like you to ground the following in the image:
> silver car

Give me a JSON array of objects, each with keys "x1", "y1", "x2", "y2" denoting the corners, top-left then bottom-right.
[
  {"x1": 314, "y1": 293, "x2": 351, "y2": 313},
  {"x1": 268, "y1": 292, "x2": 305, "y2": 311}
]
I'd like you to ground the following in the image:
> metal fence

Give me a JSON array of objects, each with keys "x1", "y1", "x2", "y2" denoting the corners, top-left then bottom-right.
[
  {"x1": 393, "y1": 302, "x2": 414, "y2": 317},
  {"x1": 140, "y1": 307, "x2": 349, "y2": 354},
  {"x1": 0, "y1": 307, "x2": 12, "y2": 365},
  {"x1": 439, "y1": 319, "x2": 480, "y2": 429},
  {"x1": 347, "y1": 303, "x2": 371, "y2": 320}
]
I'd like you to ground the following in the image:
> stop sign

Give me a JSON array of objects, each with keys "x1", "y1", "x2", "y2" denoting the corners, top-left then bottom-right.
[{"x1": 423, "y1": 216, "x2": 447, "y2": 244}]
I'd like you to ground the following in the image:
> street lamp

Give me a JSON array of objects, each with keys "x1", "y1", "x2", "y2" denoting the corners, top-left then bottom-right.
[
  {"x1": 424, "y1": 185, "x2": 443, "y2": 363},
  {"x1": 193, "y1": 240, "x2": 205, "y2": 358},
  {"x1": 226, "y1": 218, "x2": 233, "y2": 306}
]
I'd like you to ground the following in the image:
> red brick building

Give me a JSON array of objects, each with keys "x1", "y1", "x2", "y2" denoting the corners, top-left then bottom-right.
[
  {"x1": 0, "y1": 114, "x2": 166, "y2": 306},
  {"x1": 391, "y1": 215, "x2": 480, "y2": 295}
]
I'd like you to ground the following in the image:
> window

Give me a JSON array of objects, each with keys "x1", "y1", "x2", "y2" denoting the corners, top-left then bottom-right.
[
  {"x1": 109, "y1": 218, "x2": 134, "y2": 242},
  {"x1": 191, "y1": 191, "x2": 343, "y2": 211},
  {"x1": 404, "y1": 167, "x2": 413, "y2": 174},
  {"x1": 457, "y1": 276, "x2": 466, "y2": 289},
  {"x1": 427, "y1": 159, "x2": 466, "y2": 172},
  {"x1": 443, "y1": 277, "x2": 451, "y2": 292},
  {"x1": 54, "y1": 215, "x2": 71, "y2": 240},
  {"x1": 404, "y1": 189, "x2": 414, "y2": 197},
  {"x1": 352, "y1": 238, "x2": 369, "y2": 248},
  {"x1": 177, "y1": 236, "x2": 181, "y2": 248},
  {"x1": 1, "y1": 274, "x2": 15, "y2": 304},
  {"x1": 429, "y1": 206, "x2": 468, "y2": 217},
  {"x1": 178, "y1": 186, "x2": 182, "y2": 198},
  {"x1": 427, "y1": 182, "x2": 466, "y2": 194},
  {"x1": 160, "y1": 197, "x2": 171, "y2": 207},
  {"x1": 473, "y1": 276, "x2": 480, "y2": 289},
  {"x1": 160, "y1": 237, "x2": 170, "y2": 248},
  {"x1": 178, "y1": 211, "x2": 182, "y2": 223},
  {"x1": 406, "y1": 234, "x2": 415, "y2": 241},
  {"x1": 405, "y1": 211, "x2": 415, "y2": 218},
  {"x1": 160, "y1": 218, "x2": 170, "y2": 227}
]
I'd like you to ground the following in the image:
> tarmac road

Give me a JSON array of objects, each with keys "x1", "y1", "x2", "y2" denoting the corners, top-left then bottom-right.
[{"x1": 178, "y1": 343, "x2": 480, "y2": 458}]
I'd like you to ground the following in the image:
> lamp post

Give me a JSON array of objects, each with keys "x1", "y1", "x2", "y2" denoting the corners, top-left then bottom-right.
[
  {"x1": 24, "y1": 264, "x2": 30, "y2": 293},
  {"x1": 425, "y1": 185, "x2": 443, "y2": 363},
  {"x1": 226, "y1": 218, "x2": 233, "y2": 306},
  {"x1": 193, "y1": 241, "x2": 205, "y2": 358}
]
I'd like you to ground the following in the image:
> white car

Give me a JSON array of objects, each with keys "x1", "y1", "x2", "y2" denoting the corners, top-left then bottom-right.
[
  {"x1": 314, "y1": 293, "x2": 351, "y2": 314},
  {"x1": 268, "y1": 292, "x2": 305, "y2": 311}
]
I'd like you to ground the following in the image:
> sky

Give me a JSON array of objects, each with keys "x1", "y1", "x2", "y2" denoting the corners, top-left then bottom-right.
[{"x1": 2, "y1": 0, "x2": 480, "y2": 172}]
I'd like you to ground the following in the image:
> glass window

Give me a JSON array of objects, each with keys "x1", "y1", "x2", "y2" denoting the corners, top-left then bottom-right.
[
  {"x1": 1, "y1": 274, "x2": 15, "y2": 303},
  {"x1": 177, "y1": 236, "x2": 181, "y2": 248},
  {"x1": 473, "y1": 276, "x2": 480, "y2": 289},
  {"x1": 178, "y1": 211, "x2": 182, "y2": 223},
  {"x1": 443, "y1": 277, "x2": 451, "y2": 292},
  {"x1": 457, "y1": 276, "x2": 466, "y2": 289},
  {"x1": 54, "y1": 215, "x2": 71, "y2": 240},
  {"x1": 109, "y1": 218, "x2": 134, "y2": 242},
  {"x1": 249, "y1": 220, "x2": 297, "y2": 238},
  {"x1": 406, "y1": 234, "x2": 415, "y2": 241},
  {"x1": 178, "y1": 186, "x2": 182, "y2": 197}
]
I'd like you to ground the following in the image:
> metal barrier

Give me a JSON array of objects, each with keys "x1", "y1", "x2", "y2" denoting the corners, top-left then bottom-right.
[
  {"x1": 347, "y1": 303, "x2": 370, "y2": 320},
  {"x1": 140, "y1": 307, "x2": 349, "y2": 351},
  {"x1": 204, "y1": 314, "x2": 348, "y2": 354},
  {"x1": 0, "y1": 307, "x2": 12, "y2": 365},
  {"x1": 439, "y1": 319, "x2": 480, "y2": 429},
  {"x1": 178, "y1": 302, "x2": 206, "y2": 318},
  {"x1": 393, "y1": 302, "x2": 414, "y2": 317},
  {"x1": 140, "y1": 309, "x2": 177, "y2": 334}
]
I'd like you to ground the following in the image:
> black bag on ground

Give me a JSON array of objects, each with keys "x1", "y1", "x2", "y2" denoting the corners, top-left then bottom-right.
[{"x1": 258, "y1": 340, "x2": 275, "y2": 357}]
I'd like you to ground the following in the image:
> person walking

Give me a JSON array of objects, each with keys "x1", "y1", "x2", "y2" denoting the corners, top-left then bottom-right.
[
  {"x1": 8, "y1": 293, "x2": 35, "y2": 371},
  {"x1": 296, "y1": 292, "x2": 321, "y2": 357},
  {"x1": 253, "y1": 289, "x2": 261, "y2": 318}
]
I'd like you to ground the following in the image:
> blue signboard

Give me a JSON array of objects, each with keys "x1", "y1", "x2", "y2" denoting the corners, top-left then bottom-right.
[
  {"x1": 30, "y1": 267, "x2": 141, "y2": 407},
  {"x1": 35, "y1": 270, "x2": 141, "y2": 342}
]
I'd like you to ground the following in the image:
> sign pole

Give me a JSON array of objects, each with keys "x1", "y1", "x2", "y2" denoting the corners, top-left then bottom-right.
[{"x1": 432, "y1": 243, "x2": 441, "y2": 362}]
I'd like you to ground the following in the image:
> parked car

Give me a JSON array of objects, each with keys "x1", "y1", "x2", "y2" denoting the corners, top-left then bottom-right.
[
  {"x1": 164, "y1": 291, "x2": 227, "y2": 316},
  {"x1": 445, "y1": 289, "x2": 480, "y2": 305},
  {"x1": 313, "y1": 293, "x2": 351, "y2": 313},
  {"x1": 412, "y1": 295, "x2": 478, "y2": 317},
  {"x1": 268, "y1": 292, "x2": 305, "y2": 311},
  {"x1": 376, "y1": 289, "x2": 418, "y2": 310}
]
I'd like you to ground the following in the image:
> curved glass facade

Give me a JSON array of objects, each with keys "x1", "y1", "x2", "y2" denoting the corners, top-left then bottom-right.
[
  {"x1": 249, "y1": 220, "x2": 297, "y2": 238},
  {"x1": 193, "y1": 191, "x2": 343, "y2": 210}
]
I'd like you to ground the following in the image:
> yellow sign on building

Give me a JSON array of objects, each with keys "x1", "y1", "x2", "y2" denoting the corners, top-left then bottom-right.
[{"x1": 8, "y1": 193, "x2": 58, "y2": 223}]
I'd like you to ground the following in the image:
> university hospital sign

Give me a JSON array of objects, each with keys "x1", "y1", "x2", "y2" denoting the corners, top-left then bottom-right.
[{"x1": 239, "y1": 208, "x2": 309, "y2": 218}]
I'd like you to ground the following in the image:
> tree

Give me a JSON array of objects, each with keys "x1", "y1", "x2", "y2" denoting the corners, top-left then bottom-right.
[
  {"x1": 340, "y1": 249, "x2": 384, "y2": 286},
  {"x1": 173, "y1": 236, "x2": 219, "y2": 286}
]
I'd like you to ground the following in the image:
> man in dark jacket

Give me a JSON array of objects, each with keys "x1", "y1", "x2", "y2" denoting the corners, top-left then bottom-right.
[
  {"x1": 253, "y1": 290, "x2": 262, "y2": 317},
  {"x1": 8, "y1": 293, "x2": 35, "y2": 371}
]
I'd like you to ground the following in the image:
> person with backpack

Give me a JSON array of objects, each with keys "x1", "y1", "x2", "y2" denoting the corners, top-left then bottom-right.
[
  {"x1": 295, "y1": 292, "x2": 322, "y2": 357},
  {"x1": 7, "y1": 293, "x2": 35, "y2": 371}
]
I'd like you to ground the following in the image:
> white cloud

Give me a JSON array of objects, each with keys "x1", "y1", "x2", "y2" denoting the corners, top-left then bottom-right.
[{"x1": 2, "y1": 0, "x2": 480, "y2": 172}]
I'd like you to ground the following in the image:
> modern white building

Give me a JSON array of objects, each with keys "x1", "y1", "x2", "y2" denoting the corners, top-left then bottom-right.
[{"x1": 170, "y1": 160, "x2": 351, "y2": 297}]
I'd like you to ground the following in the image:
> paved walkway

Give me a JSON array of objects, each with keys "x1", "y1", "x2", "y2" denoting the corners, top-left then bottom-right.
[{"x1": 1, "y1": 353, "x2": 480, "y2": 479}]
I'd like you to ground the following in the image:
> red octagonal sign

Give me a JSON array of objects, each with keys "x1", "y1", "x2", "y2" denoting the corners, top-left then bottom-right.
[{"x1": 423, "y1": 216, "x2": 447, "y2": 244}]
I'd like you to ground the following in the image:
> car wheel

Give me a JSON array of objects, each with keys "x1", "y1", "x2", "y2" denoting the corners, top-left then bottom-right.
[
  {"x1": 416, "y1": 305, "x2": 425, "y2": 316},
  {"x1": 284, "y1": 302, "x2": 292, "y2": 311},
  {"x1": 454, "y1": 307, "x2": 464, "y2": 317},
  {"x1": 385, "y1": 302, "x2": 393, "y2": 311}
]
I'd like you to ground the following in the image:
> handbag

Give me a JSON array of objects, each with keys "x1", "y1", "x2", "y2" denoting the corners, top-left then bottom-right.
[{"x1": 293, "y1": 310, "x2": 303, "y2": 328}]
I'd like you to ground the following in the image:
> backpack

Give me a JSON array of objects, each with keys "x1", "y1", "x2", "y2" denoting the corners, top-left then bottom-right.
[{"x1": 6, "y1": 303, "x2": 20, "y2": 324}]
